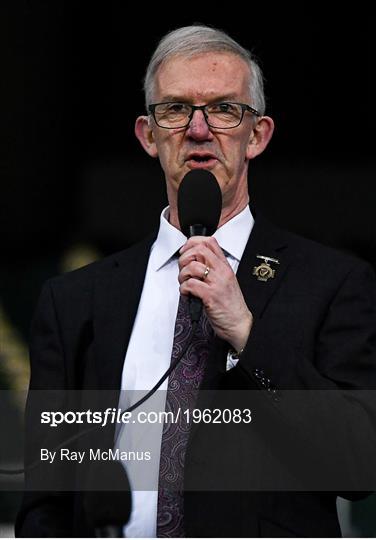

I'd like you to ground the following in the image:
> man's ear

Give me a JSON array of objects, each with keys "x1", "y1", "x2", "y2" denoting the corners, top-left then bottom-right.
[
  {"x1": 246, "y1": 115, "x2": 275, "y2": 160},
  {"x1": 135, "y1": 116, "x2": 159, "y2": 158}
]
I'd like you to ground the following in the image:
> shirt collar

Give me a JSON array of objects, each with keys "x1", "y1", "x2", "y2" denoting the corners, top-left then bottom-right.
[
  {"x1": 152, "y1": 204, "x2": 254, "y2": 271},
  {"x1": 213, "y1": 204, "x2": 254, "y2": 261},
  {"x1": 152, "y1": 207, "x2": 187, "y2": 270}
]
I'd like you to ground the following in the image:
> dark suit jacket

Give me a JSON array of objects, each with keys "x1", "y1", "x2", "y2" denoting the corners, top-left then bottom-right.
[{"x1": 16, "y1": 213, "x2": 376, "y2": 537}]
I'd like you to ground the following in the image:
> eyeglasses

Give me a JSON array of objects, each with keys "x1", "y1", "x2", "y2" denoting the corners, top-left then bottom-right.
[{"x1": 148, "y1": 101, "x2": 261, "y2": 129}]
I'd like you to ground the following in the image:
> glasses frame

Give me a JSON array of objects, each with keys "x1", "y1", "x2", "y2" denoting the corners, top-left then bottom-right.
[{"x1": 148, "y1": 101, "x2": 261, "y2": 129}]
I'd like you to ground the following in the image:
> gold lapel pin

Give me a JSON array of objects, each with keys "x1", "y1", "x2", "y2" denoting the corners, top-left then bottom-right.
[{"x1": 253, "y1": 255, "x2": 280, "y2": 282}]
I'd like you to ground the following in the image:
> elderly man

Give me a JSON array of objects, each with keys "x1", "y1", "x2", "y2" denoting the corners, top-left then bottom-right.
[{"x1": 17, "y1": 25, "x2": 376, "y2": 538}]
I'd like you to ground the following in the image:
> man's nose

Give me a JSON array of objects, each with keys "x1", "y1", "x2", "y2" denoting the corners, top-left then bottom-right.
[{"x1": 185, "y1": 109, "x2": 212, "y2": 140}]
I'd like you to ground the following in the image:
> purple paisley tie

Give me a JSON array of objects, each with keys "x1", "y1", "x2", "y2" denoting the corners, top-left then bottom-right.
[{"x1": 157, "y1": 294, "x2": 215, "y2": 537}]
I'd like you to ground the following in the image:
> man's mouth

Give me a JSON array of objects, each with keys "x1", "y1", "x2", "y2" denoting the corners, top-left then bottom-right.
[{"x1": 185, "y1": 153, "x2": 218, "y2": 169}]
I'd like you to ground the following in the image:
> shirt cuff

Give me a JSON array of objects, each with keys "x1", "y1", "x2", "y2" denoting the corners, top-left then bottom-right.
[{"x1": 226, "y1": 351, "x2": 240, "y2": 371}]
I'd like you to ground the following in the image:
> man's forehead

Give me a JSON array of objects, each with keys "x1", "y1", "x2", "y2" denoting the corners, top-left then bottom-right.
[{"x1": 154, "y1": 52, "x2": 250, "y2": 100}]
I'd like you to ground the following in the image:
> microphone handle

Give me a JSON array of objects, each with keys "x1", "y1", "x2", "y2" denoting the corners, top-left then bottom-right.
[
  {"x1": 189, "y1": 295, "x2": 202, "y2": 323},
  {"x1": 189, "y1": 224, "x2": 207, "y2": 237}
]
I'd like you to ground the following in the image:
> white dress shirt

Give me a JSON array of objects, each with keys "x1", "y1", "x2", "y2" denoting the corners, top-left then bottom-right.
[{"x1": 115, "y1": 205, "x2": 254, "y2": 537}]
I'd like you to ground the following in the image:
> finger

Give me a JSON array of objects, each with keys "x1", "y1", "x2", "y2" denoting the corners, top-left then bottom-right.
[
  {"x1": 177, "y1": 250, "x2": 203, "y2": 268},
  {"x1": 178, "y1": 261, "x2": 212, "y2": 284},
  {"x1": 180, "y1": 236, "x2": 227, "y2": 262},
  {"x1": 180, "y1": 277, "x2": 209, "y2": 303},
  {"x1": 179, "y1": 243, "x2": 219, "y2": 271}
]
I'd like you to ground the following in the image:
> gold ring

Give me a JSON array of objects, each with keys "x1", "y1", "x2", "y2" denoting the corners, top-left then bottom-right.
[{"x1": 203, "y1": 266, "x2": 210, "y2": 280}]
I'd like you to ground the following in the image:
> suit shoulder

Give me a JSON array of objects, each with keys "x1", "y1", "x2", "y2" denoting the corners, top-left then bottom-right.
[
  {"x1": 44, "y1": 233, "x2": 156, "y2": 294},
  {"x1": 276, "y1": 224, "x2": 373, "y2": 275}
]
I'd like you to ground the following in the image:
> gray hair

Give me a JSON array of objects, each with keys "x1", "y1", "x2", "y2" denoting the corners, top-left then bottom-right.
[{"x1": 143, "y1": 25, "x2": 266, "y2": 115}]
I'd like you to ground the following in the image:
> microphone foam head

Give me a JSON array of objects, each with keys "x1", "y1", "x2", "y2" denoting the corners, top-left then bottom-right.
[{"x1": 177, "y1": 170, "x2": 222, "y2": 237}]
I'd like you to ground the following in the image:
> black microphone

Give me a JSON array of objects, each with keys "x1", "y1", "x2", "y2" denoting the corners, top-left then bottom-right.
[
  {"x1": 177, "y1": 169, "x2": 222, "y2": 322},
  {"x1": 84, "y1": 460, "x2": 132, "y2": 538}
]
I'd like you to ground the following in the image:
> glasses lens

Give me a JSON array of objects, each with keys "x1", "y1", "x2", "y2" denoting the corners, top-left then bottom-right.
[
  {"x1": 151, "y1": 102, "x2": 245, "y2": 128},
  {"x1": 206, "y1": 103, "x2": 243, "y2": 128},
  {"x1": 153, "y1": 103, "x2": 191, "y2": 128}
]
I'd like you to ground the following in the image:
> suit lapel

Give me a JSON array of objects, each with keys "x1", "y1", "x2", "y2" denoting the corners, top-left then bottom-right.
[
  {"x1": 236, "y1": 213, "x2": 291, "y2": 320},
  {"x1": 93, "y1": 233, "x2": 156, "y2": 392}
]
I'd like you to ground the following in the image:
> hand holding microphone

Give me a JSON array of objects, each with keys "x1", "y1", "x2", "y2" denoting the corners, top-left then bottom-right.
[{"x1": 177, "y1": 169, "x2": 253, "y2": 353}]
